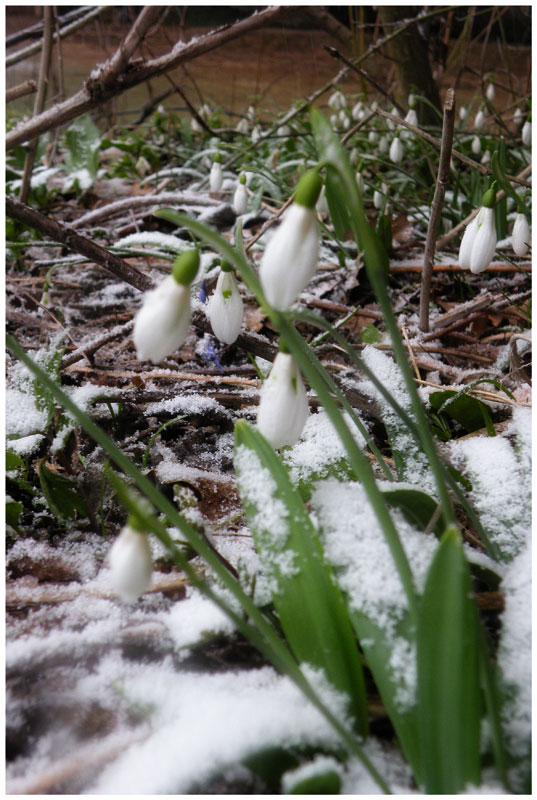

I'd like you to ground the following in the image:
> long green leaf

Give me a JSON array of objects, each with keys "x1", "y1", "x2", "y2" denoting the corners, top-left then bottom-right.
[
  {"x1": 235, "y1": 420, "x2": 369, "y2": 736},
  {"x1": 417, "y1": 526, "x2": 482, "y2": 793}
]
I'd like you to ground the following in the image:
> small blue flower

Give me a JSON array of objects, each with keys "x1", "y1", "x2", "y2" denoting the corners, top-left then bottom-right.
[
  {"x1": 203, "y1": 337, "x2": 223, "y2": 372},
  {"x1": 199, "y1": 280, "x2": 208, "y2": 303}
]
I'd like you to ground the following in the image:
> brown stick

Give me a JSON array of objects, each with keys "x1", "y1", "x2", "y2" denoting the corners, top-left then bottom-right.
[
  {"x1": 6, "y1": 6, "x2": 93, "y2": 48},
  {"x1": 6, "y1": 7, "x2": 289, "y2": 151},
  {"x1": 419, "y1": 89, "x2": 456, "y2": 332},
  {"x1": 6, "y1": 198, "x2": 154, "y2": 293},
  {"x1": 6, "y1": 80, "x2": 37, "y2": 103},
  {"x1": 18, "y1": 7, "x2": 55, "y2": 205},
  {"x1": 92, "y1": 6, "x2": 162, "y2": 87}
]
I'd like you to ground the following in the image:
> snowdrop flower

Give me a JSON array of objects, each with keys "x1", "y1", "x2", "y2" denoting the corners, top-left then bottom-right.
[
  {"x1": 190, "y1": 117, "x2": 202, "y2": 133},
  {"x1": 486, "y1": 83, "x2": 495, "y2": 102},
  {"x1": 328, "y1": 90, "x2": 346, "y2": 110},
  {"x1": 471, "y1": 135, "x2": 482, "y2": 155},
  {"x1": 109, "y1": 520, "x2": 152, "y2": 602},
  {"x1": 512, "y1": 213, "x2": 530, "y2": 256},
  {"x1": 459, "y1": 105, "x2": 468, "y2": 121},
  {"x1": 404, "y1": 108, "x2": 418, "y2": 128},
  {"x1": 208, "y1": 261, "x2": 244, "y2": 344},
  {"x1": 133, "y1": 249, "x2": 199, "y2": 363},
  {"x1": 135, "y1": 156, "x2": 151, "y2": 178},
  {"x1": 259, "y1": 169, "x2": 321, "y2": 310},
  {"x1": 236, "y1": 117, "x2": 249, "y2": 135},
  {"x1": 474, "y1": 108, "x2": 485, "y2": 129},
  {"x1": 247, "y1": 105, "x2": 256, "y2": 122},
  {"x1": 513, "y1": 107, "x2": 524, "y2": 126},
  {"x1": 481, "y1": 150, "x2": 491, "y2": 165},
  {"x1": 209, "y1": 153, "x2": 223, "y2": 191},
  {"x1": 257, "y1": 346, "x2": 308, "y2": 449},
  {"x1": 389, "y1": 136, "x2": 403, "y2": 164},
  {"x1": 251, "y1": 125, "x2": 261, "y2": 144},
  {"x1": 233, "y1": 173, "x2": 248, "y2": 215},
  {"x1": 352, "y1": 100, "x2": 363, "y2": 120},
  {"x1": 373, "y1": 185, "x2": 385, "y2": 210},
  {"x1": 368, "y1": 129, "x2": 378, "y2": 144},
  {"x1": 277, "y1": 124, "x2": 291, "y2": 137},
  {"x1": 522, "y1": 120, "x2": 531, "y2": 146},
  {"x1": 356, "y1": 171, "x2": 364, "y2": 195},
  {"x1": 379, "y1": 135, "x2": 388, "y2": 154},
  {"x1": 459, "y1": 184, "x2": 497, "y2": 273}
]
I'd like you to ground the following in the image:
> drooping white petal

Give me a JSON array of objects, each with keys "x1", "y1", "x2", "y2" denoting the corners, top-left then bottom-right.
[
  {"x1": 471, "y1": 135, "x2": 482, "y2": 154},
  {"x1": 458, "y1": 215, "x2": 480, "y2": 269},
  {"x1": 486, "y1": 83, "x2": 495, "y2": 102},
  {"x1": 133, "y1": 276, "x2": 191, "y2": 363},
  {"x1": 109, "y1": 525, "x2": 152, "y2": 602},
  {"x1": 512, "y1": 214, "x2": 530, "y2": 257},
  {"x1": 389, "y1": 137, "x2": 403, "y2": 164},
  {"x1": 209, "y1": 162, "x2": 223, "y2": 192},
  {"x1": 259, "y1": 203, "x2": 319, "y2": 310},
  {"x1": 475, "y1": 109, "x2": 485, "y2": 129},
  {"x1": 257, "y1": 352, "x2": 309, "y2": 449},
  {"x1": 233, "y1": 183, "x2": 248, "y2": 215},
  {"x1": 522, "y1": 120, "x2": 531, "y2": 147},
  {"x1": 470, "y1": 207, "x2": 497, "y2": 273},
  {"x1": 208, "y1": 271, "x2": 244, "y2": 344}
]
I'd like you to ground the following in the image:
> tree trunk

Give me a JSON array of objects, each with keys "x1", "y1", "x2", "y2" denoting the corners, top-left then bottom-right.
[{"x1": 377, "y1": 6, "x2": 441, "y2": 125}]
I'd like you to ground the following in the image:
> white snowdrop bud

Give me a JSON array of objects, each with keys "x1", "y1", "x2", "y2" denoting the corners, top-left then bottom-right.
[
  {"x1": 356, "y1": 172, "x2": 364, "y2": 195},
  {"x1": 379, "y1": 135, "x2": 388, "y2": 154},
  {"x1": 471, "y1": 135, "x2": 482, "y2": 155},
  {"x1": 236, "y1": 118, "x2": 249, "y2": 135},
  {"x1": 328, "y1": 90, "x2": 346, "y2": 110},
  {"x1": 233, "y1": 174, "x2": 248, "y2": 215},
  {"x1": 389, "y1": 137, "x2": 403, "y2": 164},
  {"x1": 259, "y1": 169, "x2": 321, "y2": 310},
  {"x1": 257, "y1": 350, "x2": 309, "y2": 449},
  {"x1": 459, "y1": 184, "x2": 497, "y2": 274},
  {"x1": 109, "y1": 522, "x2": 152, "y2": 602},
  {"x1": 486, "y1": 83, "x2": 495, "y2": 102},
  {"x1": 133, "y1": 250, "x2": 199, "y2": 363},
  {"x1": 522, "y1": 120, "x2": 531, "y2": 146},
  {"x1": 402, "y1": 108, "x2": 418, "y2": 140},
  {"x1": 208, "y1": 265, "x2": 244, "y2": 344},
  {"x1": 190, "y1": 118, "x2": 202, "y2": 133},
  {"x1": 368, "y1": 130, "x2": 378, "y2": 144},
  {"x1": 373, "y1": 189, "x2": 384, "y2": 210},
  {"x1": 481, "y1": 150, "x2": 491, "y2": 165},
  {"x1": 330, "y1": 114, "x2": 338, "y2": 128},
  {"x1": 135, "y1": 156, "x2": 151, "y2": 178},
  {"x1": 512, "y1": 213, "x2": 530, "y2": 256},
  {"x1": 474, "y1": 109, "x2": 485, "y2": 129},
  {"x1": 459, "y1": 106, "x2": 468, "y2": 121},
  {"x1": 513, "y1": 107, "x2": 524, "y2": 126},
  {"x1": 352, "y1": 101, "x2": 363, "y2": 120},
  {"x1": 247, "y1": 105, "x2": 256, "y2": 122},
  {"x1": 277, "y1": 124, "x2": 291, "y2": 137},
  {"x1": 210, "y1": 155, "x2": 223, "y2": 191},
  {"x1": 251, "y1": 125, "x2": 261, "y2": 144}
]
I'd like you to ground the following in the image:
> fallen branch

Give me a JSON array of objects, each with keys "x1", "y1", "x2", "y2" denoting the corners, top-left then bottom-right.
[
  {"x1": 6, "y1": 6, "x2": 289, "y2": 150},
  {"x1": 6, "y1": 198, "x2": 154, "y2": 292},
  {"x1": 72, "y1": 192, "x2": 221, "y2": 229},
  {"x1": 6, "y1": 80, "x2": 37, "y2": 103}
]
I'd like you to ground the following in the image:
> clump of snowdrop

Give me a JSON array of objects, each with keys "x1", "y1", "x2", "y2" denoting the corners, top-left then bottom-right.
[
  {"x1": 257, "y1": 342, "x2": 309, "y2": 450},
  {"x1": 459, "y1": 183, "x2": 498, "y2": 273},
  {"x1": 351, "y1": 100, "x2": 363, "y2": 121},
  {"x1": 209, "y1": 152, "x2": 223, "y2": 191},
  {"x1": 109, "y1": 519, "x2": 153, "y2": 602},
  {"x1": 207, "y1": 260, "x2": 244, "y2": 344},
  {"x1": 259, "y1": 168, "x2": 322, "y2": 310},
  {"x1": 233, "y1": 173, "x2": 248, "y2": 215},
  {"x1": 389, "y1": 136, "x2": 404, "y2": 164},
  {"x1": 328, "y1": 89, "x2": 346, "y2": 111},
  {"x1": 512, "y1": 213, "x2": 530, "y2": 256},
  {"x1": 133, "y1": 249, "x2": 199, "y2": 363},
  {"x1": 339, "y1": 109, "x2": 350, "y2": 130}
]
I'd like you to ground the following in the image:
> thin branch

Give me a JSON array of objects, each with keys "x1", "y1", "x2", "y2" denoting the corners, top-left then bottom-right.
[
  {"x1": 6, "y1": 7, "x2": 289, "y2": 151},
  {"x1": 92, "y1": 6, "x2": 162, "y2": 87},
  {"x1": 324, "y1": 45, "x2": 404, "y2": 114},
  {"x1": 19, "y1": 7, "x2": 55, "y2": 205},
  {"x1": 6, "y1": 6, "x2": 93, "y2": 48},
  {"x1": 6, "y1": 198, "x2": 154, "y2": 293},
  {"x1": 419, "y1": 89, "x2": 456, "y2": 332},
  {"x1": 6, "y1": 7, "x2": 106, "y2": 68},
  {"x1": 71, "y1": 192, "x2": 221, "y2": 230},
  {"x1": 6, "y1": 80, "x2": 37, "y2": 103}
]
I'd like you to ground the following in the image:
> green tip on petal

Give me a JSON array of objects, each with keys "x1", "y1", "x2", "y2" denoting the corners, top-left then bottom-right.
[
  {"x1": 220, "y1": 259, "x2": 233, "y2": 273},
  {"x1": 172, "y1": 248, "x2": 200, "y2": 286},
  {"x1": 482, "y1": 181, "x2": 498, "y2": 208},
  {"x1": 239, "y1": 173, "x2": 246, "y2": 185},
  {"x1": 127, "y1": 513, "x2": 146, "y2": 533},
  {"x1": 213, "y1": 152, "x2": 221, "y2": 163},
  {"x1": 294, "y1": 168, "x2": 323, "y2": 209}
]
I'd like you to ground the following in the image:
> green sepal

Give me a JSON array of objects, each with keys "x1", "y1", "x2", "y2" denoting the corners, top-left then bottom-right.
[
  {"x1": 294, "y1": 168, "x2": 323, "y2": 209},
  {"x1": 172, "y1": 248, "x2": 200, "y2": 286}
]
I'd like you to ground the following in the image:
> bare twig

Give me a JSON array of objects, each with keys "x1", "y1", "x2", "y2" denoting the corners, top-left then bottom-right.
[
  {"x1": 92, "y1": 6, "x2": 162, "y2": 87},
  {"x1": 6, "y1": 6, "x2": 93, "y2": 48},
  {"x1": 6, "y1": 198, "x2": 154, "y2": 293},
  {"x1": 19, "y1": 7, "x2": 54, "y2": 205},
  {"x1": 6, "y1": 80, "x2": 37, "y2": 103},
  {"x1": 6, "y1": 7, "x2": 106, "y2": 68},
  {"x1": 324, "y1": 45, "x2": 404, "y2": 114},
  {"x1": 419, "y1": 89, "x2": 456, "y2": 332},
  {"x1": 71, "y1": 192, "x2": 221, "y2": 229},
  {"x1": 6, "y1": 7, "x2": 289, "y2": 150}
]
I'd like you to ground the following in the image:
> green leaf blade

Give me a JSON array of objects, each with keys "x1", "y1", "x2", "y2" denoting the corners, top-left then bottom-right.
[{"x1": 417, "y1": 526, "x2": 482, "y2": 793}]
